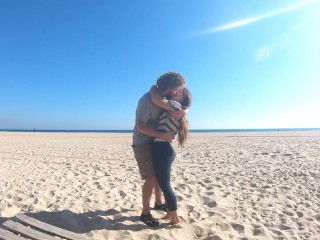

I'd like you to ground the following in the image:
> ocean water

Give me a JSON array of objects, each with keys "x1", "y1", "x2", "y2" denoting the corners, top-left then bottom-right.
[{"x1": 1, "y1": 128, "x2": 320, "y2": 133}]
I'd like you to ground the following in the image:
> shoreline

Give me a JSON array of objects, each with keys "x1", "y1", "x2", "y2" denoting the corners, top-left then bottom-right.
[{"x1": 1, "y1": 127, "x2": 320, "y2": 134}]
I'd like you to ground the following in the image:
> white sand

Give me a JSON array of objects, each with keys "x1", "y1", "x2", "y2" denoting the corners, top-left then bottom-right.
[{"x1": 0, "y1": 131, "x2": 320, "y2": 239}]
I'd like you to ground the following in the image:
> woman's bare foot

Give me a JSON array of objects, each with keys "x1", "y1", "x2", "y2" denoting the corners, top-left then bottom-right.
[
  {"x1": 169, "y1": 215, "x2": 181, "y2": 225},
  {"x1": 162, "y1": 214, "x2": 170, "y2": 220},
  {"x1": 163, "y1": 211, "x2": 181, "y2": 225}
]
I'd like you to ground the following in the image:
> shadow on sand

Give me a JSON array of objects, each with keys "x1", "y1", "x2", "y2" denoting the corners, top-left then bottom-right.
[{"x1": 0, "y1": 208, "x2": 158, "y2": 233}]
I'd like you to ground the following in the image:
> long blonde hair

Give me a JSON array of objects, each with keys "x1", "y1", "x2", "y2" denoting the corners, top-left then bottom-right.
[{"x1": 178, "y1": 88, "x2": 192, "y2": 147}]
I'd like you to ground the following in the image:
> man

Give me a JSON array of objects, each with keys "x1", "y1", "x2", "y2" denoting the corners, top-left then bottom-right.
[{"x1": 132, "y1": 72, "x2": 187, "y2": 227}]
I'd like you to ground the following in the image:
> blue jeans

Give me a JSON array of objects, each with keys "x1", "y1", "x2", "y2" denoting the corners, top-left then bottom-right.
[{"x1": 152, "y1": 141, "x2": 177, "y2": 211}]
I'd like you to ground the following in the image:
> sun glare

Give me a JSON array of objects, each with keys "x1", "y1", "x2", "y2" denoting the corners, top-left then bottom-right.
[{"x1": 199, "y1": 0, "x2": 318, "y2": 35}]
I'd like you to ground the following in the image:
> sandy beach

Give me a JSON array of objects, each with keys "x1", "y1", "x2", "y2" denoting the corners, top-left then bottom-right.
[{"x1": 0, "y1": 131, "x2": 319, "y2": 240}]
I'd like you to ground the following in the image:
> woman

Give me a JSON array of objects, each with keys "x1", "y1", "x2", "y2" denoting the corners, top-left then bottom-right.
[{"x1": 152, "y1": 87, "x2": 192, "y2": 225}]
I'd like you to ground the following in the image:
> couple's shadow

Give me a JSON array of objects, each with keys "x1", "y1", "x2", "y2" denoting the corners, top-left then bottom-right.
[{"x1": 0, "y1": 208, "x2": 156, "y2": 233}]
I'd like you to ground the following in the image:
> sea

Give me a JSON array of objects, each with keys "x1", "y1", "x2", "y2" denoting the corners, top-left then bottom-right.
[{"x1": 1, "y1": 128, "x2": 320, "y2": 133}]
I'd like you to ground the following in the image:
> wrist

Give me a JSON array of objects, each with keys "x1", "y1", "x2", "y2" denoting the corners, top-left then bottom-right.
[{"x1": 154, "y1": 131, "x2": 162, "y2": 138}]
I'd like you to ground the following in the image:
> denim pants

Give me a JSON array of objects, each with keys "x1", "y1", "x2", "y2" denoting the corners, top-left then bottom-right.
[{"x1": 152, "y1": 141, "x2": 177, "y2": 211}]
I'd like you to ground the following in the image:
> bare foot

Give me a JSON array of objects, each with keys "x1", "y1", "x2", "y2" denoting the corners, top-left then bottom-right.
[
  {"x1": 170, "y1": 216, "x2": 181, "y2": 225},
  {"x1": 162, "y1": 214, "x2": 170, "y2": 220},
  {"x1": 167, "y1": 219, "x2": 183, "y2": 229},
  {"x1": 167, "y1": 223, "x2": 183, "y2": 229}
]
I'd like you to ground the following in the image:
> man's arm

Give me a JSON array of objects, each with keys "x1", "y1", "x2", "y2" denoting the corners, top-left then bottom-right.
[
  {"x1": 150, "y1": 85, "x2": 188, "y2": 119},
  {"x1": 150, "y1": 85, "x2": 178, "y2": 111},
  {"x1": 136, "y1": 120, "x2": 175, "y2": 141}
]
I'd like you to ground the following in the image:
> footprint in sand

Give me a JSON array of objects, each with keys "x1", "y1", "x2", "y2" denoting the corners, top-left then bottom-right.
[
  {"x1": 278, "y1": 224, "x2": 291, "y2": 231},
  {"x1": 207, "y1": 211, "x2": 225, "y2": 219},
  {"x1": 283, "y1": 153, "x2": 293, "y2": 157},
  {"x1": 231, "y1": 222, "x2": 245, "y2": 233},
  {"x1": 13, "y1": 196, "x2": 22, "y2": 202},
  {"x1": 297, "y1": 211, "x2": 304, "y2": 218},
  {"x1": 6, "y1": 194, "x2": 12, "y2": 199},
  {"x1": 270, "y1": 228, "x2": 285, "y2": 236},
  {"x1": 183, "y1": 204, "x2": 194, "y2": 213},
  {"x1": 203, "y1": 179, "x2": 211, "y2": 184},
  {"x1": 253, "y1": 227, "x2": 266, "y2": 237},
  {"x1": 192, "y1": 225, "x2": 209, "y2": 238},
  {"x1": 215, "y1": 222, "x2": 230, "y2": 231},
  {"x1": 314, "y1": 213, "x2": 320, "y2": 221},
  {"x1": 205, "y1": 235, "x2": 223, "y2": 240},
  {"x1": 190, "y1": 210, "x2": 201, "y2": 219},
  {"x1": 283, "y1": 210, "x2": 294, "y2": 216},
  {"x1": 206, "y1": 200, "x2": 217, "y2": 208}
]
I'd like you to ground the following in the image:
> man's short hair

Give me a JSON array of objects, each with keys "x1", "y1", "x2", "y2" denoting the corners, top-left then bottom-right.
[{"x1": 156, "y1": 72, "x2": 186, "y2": 90}]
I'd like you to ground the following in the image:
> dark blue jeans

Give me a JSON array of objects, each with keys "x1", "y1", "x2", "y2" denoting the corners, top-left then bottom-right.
[{"x1": 152, "y1": 141, "x2": 177, "y2": 211}]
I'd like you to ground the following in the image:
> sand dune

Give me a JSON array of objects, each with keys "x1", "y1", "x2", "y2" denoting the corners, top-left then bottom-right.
[{"x1": 1, "y1": 131, "x2": 319, "y2": 239}]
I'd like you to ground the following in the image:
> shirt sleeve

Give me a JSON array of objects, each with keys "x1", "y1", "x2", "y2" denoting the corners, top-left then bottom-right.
[{"x1": 136, "y1": 95, "x2": 151, "y2": 123}]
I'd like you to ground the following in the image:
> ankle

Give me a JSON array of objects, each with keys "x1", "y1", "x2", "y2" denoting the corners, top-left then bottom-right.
[{"x1": 142, "y1": 210, "x2": 150, "y2": 215}]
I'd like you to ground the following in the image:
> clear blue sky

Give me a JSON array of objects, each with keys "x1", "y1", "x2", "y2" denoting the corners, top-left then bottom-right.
[{"x1": 1, "y1": 0, "x2": 319, "y2": 130}]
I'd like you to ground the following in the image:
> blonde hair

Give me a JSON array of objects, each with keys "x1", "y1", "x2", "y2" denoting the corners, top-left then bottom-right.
[{"x1": 177, "y1": 88, "x2": 192, "y2": 147}]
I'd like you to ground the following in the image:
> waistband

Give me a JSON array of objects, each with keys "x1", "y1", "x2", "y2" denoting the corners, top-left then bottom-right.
[{"x1": 154, "y1": 138, "x2": 167, "y2": 142}]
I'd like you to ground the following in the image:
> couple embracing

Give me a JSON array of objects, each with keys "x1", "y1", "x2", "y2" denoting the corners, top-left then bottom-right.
[{"x1": 132, "y1": 72, "x2": 192, "y2": 227}]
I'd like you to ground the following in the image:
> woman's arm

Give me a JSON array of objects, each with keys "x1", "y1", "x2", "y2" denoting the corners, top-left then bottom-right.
[
  {"x1": 150, "y1": 85, "x2": 178, "y2": 111},
  {"x1": 170, "y1": 108, "x2": 189, "y2": 119},
  {"x1": 136, "y1": 120, "x2": 175, "y2": 141}
]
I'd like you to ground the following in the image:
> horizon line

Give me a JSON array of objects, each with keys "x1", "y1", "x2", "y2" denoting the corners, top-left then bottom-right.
[{"x1": 1, "y1": 127, "x2": 320, "y2": 132}]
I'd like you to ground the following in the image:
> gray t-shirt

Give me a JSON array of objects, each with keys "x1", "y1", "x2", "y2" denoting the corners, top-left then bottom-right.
[{"x1": 133, "y1": 92, "x2": 162, "y2": 145}]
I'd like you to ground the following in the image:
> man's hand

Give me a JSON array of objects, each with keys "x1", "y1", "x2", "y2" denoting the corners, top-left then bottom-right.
[{"x1": 159, "y1": 132, "x2": 175, "y2": 142}]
